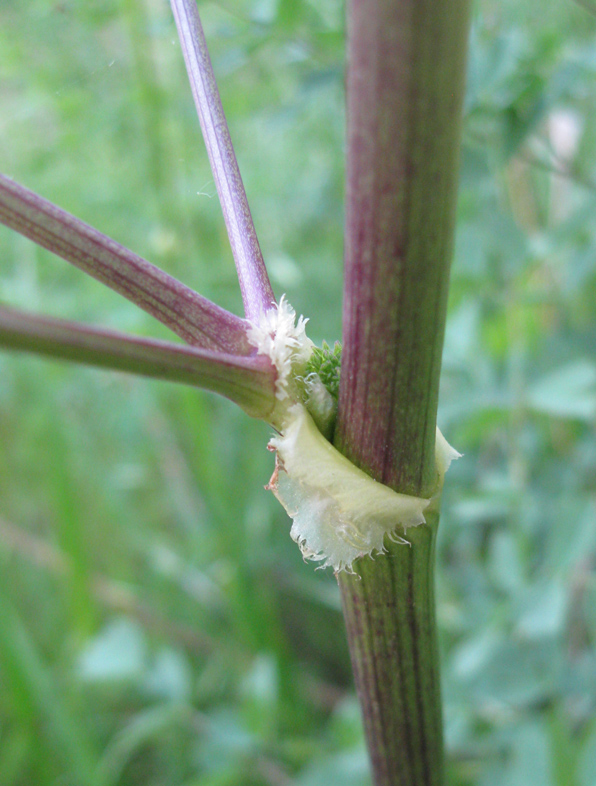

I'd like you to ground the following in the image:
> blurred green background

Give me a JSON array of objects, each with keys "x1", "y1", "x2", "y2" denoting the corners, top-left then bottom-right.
[{"x1": 1, "y1": 0, "x2": 596, "y2": 784}]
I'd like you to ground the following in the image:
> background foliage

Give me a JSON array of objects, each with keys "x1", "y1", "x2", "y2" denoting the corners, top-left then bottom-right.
[{"x1": 1, "y1": 1, "x2": 595, "y2": 784}]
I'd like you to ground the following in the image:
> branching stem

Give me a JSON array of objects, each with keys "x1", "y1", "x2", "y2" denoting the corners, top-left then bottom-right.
[
  {"x1": 170, "y1": 0, "x2": 276, "y2": 321},
  {"x1": 0, "y1": 174, "x2": 250, "y2": 355},
  {"x1": 0, "y1": 306, "x2": 275, "y2": 418}
]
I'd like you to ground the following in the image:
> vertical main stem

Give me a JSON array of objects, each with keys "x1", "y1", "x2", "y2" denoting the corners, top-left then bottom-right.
[
  {"x1": 336, "y1": 1, "x2": 471, "y2": 784},
  {"x1": 339, "y1": 516, "x2": 442, "y2": 786},
  {"x1": 337, "y1": 0, "x2": 471, "y2": 497}
]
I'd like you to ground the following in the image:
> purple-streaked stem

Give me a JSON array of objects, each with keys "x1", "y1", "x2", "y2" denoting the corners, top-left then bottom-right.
[
  {"x1": 170, "y1": 0, "x2": 276, "y2": 322},
  {"x1": 337, "y1": 0, "x2": 471, "y2": 498},
  {"x1": 0, "y1": 174, "x2": 251, "y2": 356},
  {"x1": 0, "y1": 306, "x2": 276, "y2": 418},
  {"x1": 335, "y1": 1, "x2": 471, "y2": 784}
]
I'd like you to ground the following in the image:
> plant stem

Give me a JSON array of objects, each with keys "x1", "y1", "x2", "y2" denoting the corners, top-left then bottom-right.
[
  {"x1": 170, "y1": 0, "x2": 276, "y2": 321},
  {"x1": 335, "y1": 1, "x2": 471, "y2": 783},
  {"x1": 0, "y1": 306, "x2": 276, "y2": 418},
  {"x1": 336, "y1": 0, "x2": 471, "y2": 497},
  {"x1": 0, "y1": 174, "x2": 251, "y2": 355},
  {"x1": 339, "y1": 513, "x2": 442, "y2": 785}
]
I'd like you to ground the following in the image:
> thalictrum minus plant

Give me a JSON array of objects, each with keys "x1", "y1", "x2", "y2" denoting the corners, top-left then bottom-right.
[{"x1": 0, "y1": 1, "x2": 471, "y2": 783}]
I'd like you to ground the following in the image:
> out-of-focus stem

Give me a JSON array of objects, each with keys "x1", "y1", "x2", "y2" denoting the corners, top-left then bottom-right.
[
  {"x1": 0, "y1": 174, "x2": 251, "y2": 355},
  {"x1": 335, "y1": 1, "x2": 471, "y2": 784},
  {"x1": 0, "y1": 306, "x2": 276, "y2": 418},
  {"x1": 170, "y1": 0, "x2": 276, "y2": 322}
]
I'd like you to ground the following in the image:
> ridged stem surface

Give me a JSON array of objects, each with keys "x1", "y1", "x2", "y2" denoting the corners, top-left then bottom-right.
[
  {"x1": 0, "y1": 174, "x2": 250, "y2": 354},
  {"x1": 0, "y1": 306, "x2": 276, "y2": 418},
  {"x1": 339, "y1": 513, "x2": 442, "y2": 785},
  {"x1": 336, "y1": 1, "x2": 471, "y2": 783},
  {"x1": 170, "y1": 0, "x2": 276, "y2": 321},
  {"x1": 336, "y1": 0, "x2": 471, "y2": 496}
]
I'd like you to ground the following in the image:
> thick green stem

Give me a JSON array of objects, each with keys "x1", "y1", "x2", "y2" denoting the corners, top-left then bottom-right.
[
  {"x1": 338, "y1": 514, "x2": 442, "y2": 786},
  {"x1": 336, "y1": 1, "x2": 471, "y2": 784},
  {"x1": 337, "y1": 0, "x2": 471, "y2": 497}
]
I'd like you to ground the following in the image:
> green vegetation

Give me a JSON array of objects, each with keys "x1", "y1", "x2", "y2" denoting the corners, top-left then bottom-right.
[
  {"x1": 305, "y1": 342, "x2": 341, "y2": 402},
  {"x1": 1, "y1": 1, "x2": 596, "y2": 784}
]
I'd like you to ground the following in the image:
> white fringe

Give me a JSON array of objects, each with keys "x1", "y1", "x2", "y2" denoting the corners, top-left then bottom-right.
[{"x1": 248, "y1": 298, "x2": 461, "y2": 573}]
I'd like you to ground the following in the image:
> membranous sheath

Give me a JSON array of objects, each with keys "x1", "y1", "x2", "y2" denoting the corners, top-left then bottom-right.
[
  {"x1": 248, "y1": 299, "x2": 461, "y2": 572},
  {"x1": 269, "y1": 404, "x2": 430, "y2": 571}
]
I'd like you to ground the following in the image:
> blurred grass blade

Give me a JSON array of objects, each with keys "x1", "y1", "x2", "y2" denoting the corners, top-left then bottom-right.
[
  {"x1": 0, "y1": 173, "x2": 252, "y2": 354},
  {"x1": 0, "y1": 305, "x2": 276, "y2": 418},
  {"x1": 170, "y1": 0, "x2": 276, "y2": 321},
  {"x1": 0, "y1": 515, "x2": 213, "y2": 654},
  {"x1": 0, "y1": 586, "x2": 104, "y2": 786},
  {"x1": 98, "y1": 704, "x2": 191, "y2": 786}
]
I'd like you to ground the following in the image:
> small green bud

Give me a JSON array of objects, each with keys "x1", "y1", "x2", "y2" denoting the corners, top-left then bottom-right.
[{"x1": 305, "y1": 341, "x2": 342, "y2": 401}]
